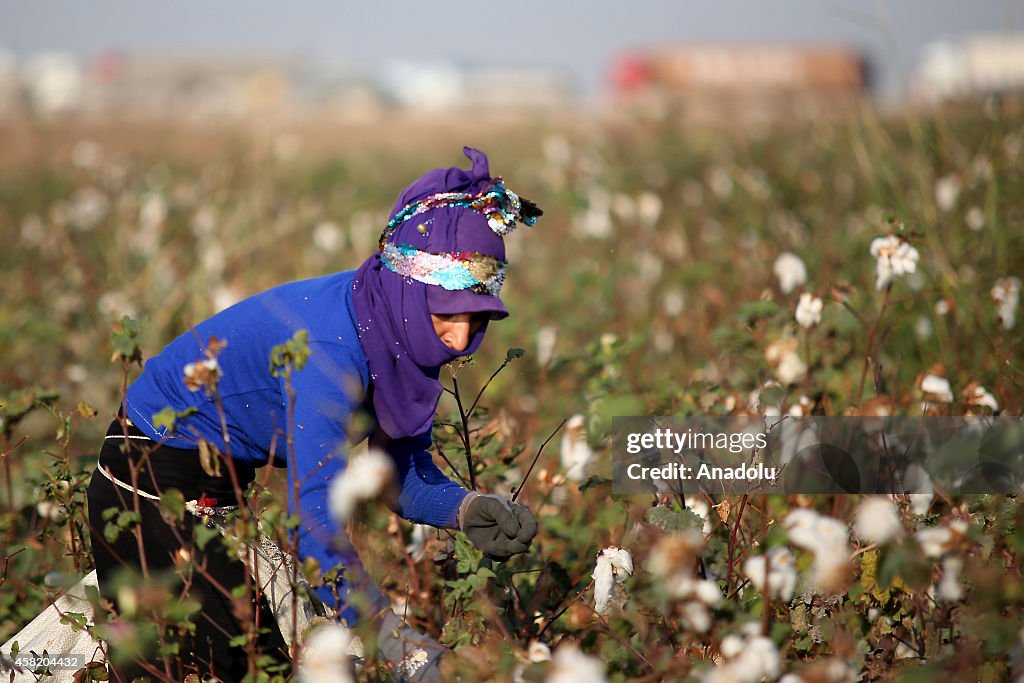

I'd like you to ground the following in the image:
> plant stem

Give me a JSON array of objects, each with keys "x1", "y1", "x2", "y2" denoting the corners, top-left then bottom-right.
[
  {"x1": 512, "y1": 418, "x2": 567, "y2": 503},
  {"x1": 538, "y1": 577, "x2": 594, "y2": 637},
  {"x1": 856, "y1": 286, "x2": 891, "y2": 406},
  {"x1": 450, "y1": 375, "x2": 475, "y2": 491},
  {"x1": 435, "y1": 444, "x2": 471, "y2": 489}
]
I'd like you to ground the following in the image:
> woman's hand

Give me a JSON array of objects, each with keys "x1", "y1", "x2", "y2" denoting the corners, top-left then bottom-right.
[{"x1": 458, "y1": 493, "x2": 538, "y2": 561}]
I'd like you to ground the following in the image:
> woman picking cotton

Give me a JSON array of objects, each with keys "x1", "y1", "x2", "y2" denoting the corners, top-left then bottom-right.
[{"x1": 86, "y1": 147, "x2": 541, "y2": 682}]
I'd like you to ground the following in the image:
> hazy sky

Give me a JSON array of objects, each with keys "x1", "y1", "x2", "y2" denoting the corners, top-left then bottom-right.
[{"x1": 1, "y1": 1, "x2": 1019, "y2": 98}]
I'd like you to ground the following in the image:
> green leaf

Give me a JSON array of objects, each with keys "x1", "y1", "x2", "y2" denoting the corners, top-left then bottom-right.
[
  {"x1": 505, "y1": 347, "x2": 525, "y2": 362},
  {"x1": 736, "y1": 299, "x2": 779, "y2": 322},
  {"x1": 269, "y1": 329, "x2": 311, "y2": 377},
  {"x1": 160, "y1": 489, "x2": 185, "y2": 522},
  {"x1": 194, "y1": 524, "x2": 220, "y2": 551},
  {"x1": 111, "y1": 315, "x2": 147, "y2": 365}
]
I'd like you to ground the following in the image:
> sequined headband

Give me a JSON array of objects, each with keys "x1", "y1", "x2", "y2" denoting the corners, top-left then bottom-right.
[
  {"x1": 380, "y1": 179, "x2": 542, "y2": 248},
  {"x1": 381, "y1": 242, "x2": 506, "y2": 296}
]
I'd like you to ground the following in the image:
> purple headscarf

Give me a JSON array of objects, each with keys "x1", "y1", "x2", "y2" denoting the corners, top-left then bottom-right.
[{"x1": 352, "y1": 147, "x2": 509, "y2": 439}]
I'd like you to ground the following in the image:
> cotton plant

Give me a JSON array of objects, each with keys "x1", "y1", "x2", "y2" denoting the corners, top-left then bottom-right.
[
  {"x1": 784, "y1": 508, "x2": 852, "y2": 592},
  {"x1": 919, "y1": 374, "x2": 954, "y2": 404},
  {"x1": 870, "y1": 234, "x2": 919, "y2": 291},
  {"x1": 405, "y1": 524, "x2": 431, "y2": 562},
  {"x1": 963, "y1": 382, "x2": 998, "y2": 413},
  {"x1": 646, "y1": 533, "x2": 721, "y2": 631},
  {"x1": 298, "y1": 623, "x2": 357, "y2": 683},
  {"x1": 773, "y1": 252, "x2": 807, "y2": 294},
  {"x1": 701, "y1": 625, "x2": 781, "y2": 683},
  {"x1": 545, "y1": 643, "x2": 608, "y2": 683},
  {"x1": 935, "y1": 556, "x2": 964, "y2": 602},
  {"x1": 794, "y1": 293, "x2": 824, "y2": 328},
  {"x1": 854, "y1": 497, "x2": 905, "y2": 545},
  {"x1": 559, "y1": 414, "x2": 593, "y2": 483},
  {"x1": 743, "y1": 546, "x2": 798, "y2": 602},
  {"x1": 765, "y1": 338, "x2": 807, "y2": 386},
  {"x1": 536, "y1": 325, "x2": 558, "y2": 368},
  {"x1": 328, "y1": 449, "x2": 396, "y2": 523},
  {"x1": 991, "y1": 276, "x2": 1020, "y2": 330},
  {"x1": 591, "y1": 546, "x2": 633, "y2": 614}
]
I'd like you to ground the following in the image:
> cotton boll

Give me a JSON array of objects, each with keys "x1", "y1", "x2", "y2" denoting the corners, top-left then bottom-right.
[
  {"x1": 735, "y1": 637, "x2": 781, "y2": 682},
  {"x1": 916, "y1": 527, "x2": 952, "y2": 558},
  {"x1": 784, "y1": 509, "x2": 851, "y2": 593},
  {"x1": 328, "y1": 449, "x2": 396, "y2": 523},
  {"x1": 527, "y1": 641, "x2": 552, "y2": 663},
  {"x1": 560, "y1": 414, "x2": 592, "y2": 483},
  {"x1": 405, "y1": 524, "x2": 431, "y2": 562},
  {"x1": 695, "y1": 580, "x2": 722, "y2": 607},
  {"x1": 965, "y1": 206, "x2": 985, "y2": 231},
  {"x1": 299, "y1": 623, "x2": 356, "y2": 683},
  {"x1": 546, "y1": 644, "x2": 608, "y2": 683},
  {"x1": 795, "y1": 293, "x2": 824, "y2": 328},
  {"x1": 870, "y1": 235, "x2": 919, "y2": 290},
  {"x1": 785, "y1": 509, "x2": 847, "y2": 552},
  {"x1": 854, "y1": 497, "x2": 904, "y2": 545},
  {"x1": 720, "y1": 635, "x2": 745, "y2": 659},
  {"x1": 773, "y1": 252, "x2": 807, "y2": 294},
  {"x1": 964, "y1": 383, "x2": 998, "y2": 412},
  {"x1": 313, "y1": 221, "x2": 343, "y2": 253},
  {"x1": 684, "y1": 495, "x2": 713, "y2": 536},
  {"x1": 536, "y1": 326, "x2": 557, "y2": 368},
  {"x1": 743, "y1": 547, "x2": 798, "y2": 601},
  {"x1": 680, "y1": 601, "x2": 712, "y2": 632},
  {"x1": 765, "y1": 338, "x2": 807, "y2": 385},
  {"x1": 592, "y1": 547, "x2": 633, "y2": 614},
  {"x1": 902, "y1": 462, "x2": 934, "y2": 515},
  {"x1": 936, "y1": 556, "x2": 963, "y2": 601},
  {"x1": 934, "y1": 175, "x2": 961, "y2": 212},
  {"x1": 920, "y1": 374, "x2": 953, "y2": 403},
  {"x1": 991, "y1": 277, "x2": 1020, "y2": 330}
]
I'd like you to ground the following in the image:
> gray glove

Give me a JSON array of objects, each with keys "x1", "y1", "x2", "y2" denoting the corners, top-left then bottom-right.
[
  {"x1": 458, "y1": 493, "x2": 538, "y2": 561},
  {"x1": 377, "y1": 611, "x2": 448, "y2": 682}
]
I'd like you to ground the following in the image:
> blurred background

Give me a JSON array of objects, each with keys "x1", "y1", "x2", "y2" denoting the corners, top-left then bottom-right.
[
  {"x1": 2, "y1": 0, "x2": 1022, "y2": 436},
  {"x1": 0, "y1": 1, "x2": 1022, "y2": 142}
]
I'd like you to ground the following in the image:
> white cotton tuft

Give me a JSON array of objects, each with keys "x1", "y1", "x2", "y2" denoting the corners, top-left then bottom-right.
[
  {"x1": 591, "y1": 547, "x2": 633, "y2": 614},
  {"x1": 920, "y1": 374, "x2": 953, "y2": 403},
  {"x1": 991, "y1": 276, "x2": 1020, "y2": 330},
  {"x1": 299, "y1": 623, "x2": 356, "y2": 683},
  {"x1": 936, "y1": 556, "x2": 963, "y2": 601},
  {"x1": 560, "y1": 414, "x2": 593, "y2": 483},
  {"x1": 795, "y1": 293, "x2": 824, "y2": 328},
  {"x1": 546, "y1": 643, "x2": 608, "y2": 683},
  {"x1": 702, "y1": 633, "x2": 781, "y2": 683},
  {"x1": 870, "y1": 235, "x2": 919, "y2": 290},
  {"x1": 915, "y1": 526, "x2": 952, "y2": 558},
  {"x1": 743, "y1": 547, "x2": 798, "y2": 601},
  {"x1": 527, "y1": 640, "x2": 552, "y2": 663},
  {"x1": 784, "y1": 508, "x2": 850, "y2": 592},
  {"x1": 328, "y1": 449, "x2": 395, "y2": 523},
  {"x1": 773, "y1": 252, "x2": 807, "y2": 294},
  {"x1": 405, "y1": 524, "x2": 431, "y2": 562},
  {"x1": 854, "y1": 497, "x2": 905, "y2": 545},
  {"x1": 536, "y1": 326, "x2": 558, "y2": 368}
]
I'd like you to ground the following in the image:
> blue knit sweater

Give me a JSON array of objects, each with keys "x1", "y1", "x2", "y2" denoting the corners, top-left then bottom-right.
[{"x1": 124, "y1": 270, "x2": 469, "y2": 619}]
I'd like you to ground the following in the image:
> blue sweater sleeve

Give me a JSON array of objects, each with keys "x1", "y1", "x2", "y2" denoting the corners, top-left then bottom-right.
[{"x1": 384, "y1": 431, "x2": 470, "y2": 529}]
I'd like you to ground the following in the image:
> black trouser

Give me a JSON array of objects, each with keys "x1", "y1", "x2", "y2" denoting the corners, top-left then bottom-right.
[{"x1": 86, "y1": 419, "x2": 291, "y2": 683}]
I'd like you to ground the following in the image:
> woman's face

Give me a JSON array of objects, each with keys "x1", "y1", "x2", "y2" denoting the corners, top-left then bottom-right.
[{"x1": 430, "y1": 312, "x2": 488, "y2": 352}]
